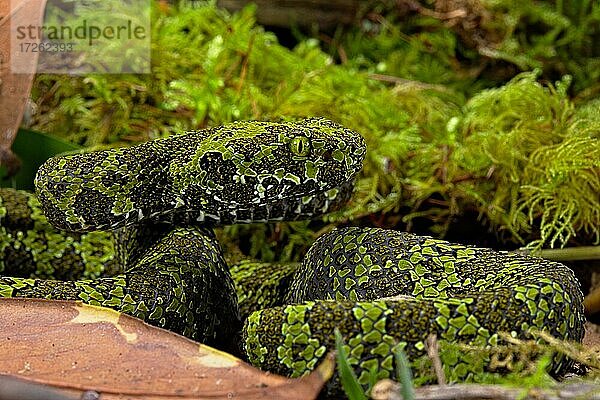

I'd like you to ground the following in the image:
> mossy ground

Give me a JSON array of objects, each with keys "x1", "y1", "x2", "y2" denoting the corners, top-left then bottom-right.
[{"x1": 20, "y1": 0, "x2": 600, "y2": 395}]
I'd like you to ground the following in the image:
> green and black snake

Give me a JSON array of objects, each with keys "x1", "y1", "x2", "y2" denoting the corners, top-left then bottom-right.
[{"x1": 0, "y1": 117, "x2": 585, "y2": 395}]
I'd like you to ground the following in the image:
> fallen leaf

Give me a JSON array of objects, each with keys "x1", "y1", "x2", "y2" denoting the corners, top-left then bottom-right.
[{"x1": 0, "y1": 297, "x2": 333, "y2": 399}]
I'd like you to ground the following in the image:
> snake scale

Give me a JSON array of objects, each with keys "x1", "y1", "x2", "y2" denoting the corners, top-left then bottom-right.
[{"x1": 0, "y1": 118, "x2": 585, "y2": 396}]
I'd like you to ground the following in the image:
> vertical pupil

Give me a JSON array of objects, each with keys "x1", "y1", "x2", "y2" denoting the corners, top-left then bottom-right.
[{"x1": 291, "y1": 137, "x2": 309, "y2": 155}]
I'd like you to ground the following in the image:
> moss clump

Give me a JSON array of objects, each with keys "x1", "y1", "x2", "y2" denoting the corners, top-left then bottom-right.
[
  {"x1": 333, "y1": 0, "x2": 600, "y2": 96},
  {"x1": 455, "y1": 72, "x2": 600, "y2": 248}
]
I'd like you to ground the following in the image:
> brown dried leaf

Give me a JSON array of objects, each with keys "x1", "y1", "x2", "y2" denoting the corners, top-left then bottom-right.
[{"x1": 0, "y1": 297, "x2": 333, "y2": 399}]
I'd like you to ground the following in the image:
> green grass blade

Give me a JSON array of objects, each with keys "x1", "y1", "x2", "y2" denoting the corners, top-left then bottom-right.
[
  {"x1": 395, "y1": 347, "x2": 415, "y2": 400},
  {"x1": 334, "y1": 328, "x2": 367, "y2": 400}
]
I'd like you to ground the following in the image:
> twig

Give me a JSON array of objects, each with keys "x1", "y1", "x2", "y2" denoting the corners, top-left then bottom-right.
[
  {"x1": 367, "y1": 73, "x2": 450, "y2": 92},
  {"x1": 425, "y1": 334, "x2": 446, "y2": 386},
  {"x1": 400, "y1": 0, "x2": 467, "y2": 20},
  {"x1": 372, "y1": 381, "x2": 600, "y2": 400},
  {"x1": 514, "y1": 246, "x2": 600, "y2": 261},
  {"x1": 236, "y1": 33, "x2": 255, "y2": 94}
]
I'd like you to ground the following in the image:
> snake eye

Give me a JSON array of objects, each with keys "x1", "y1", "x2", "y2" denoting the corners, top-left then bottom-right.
[{"x1": 290, "y1": 136, "x2": 311, "y2": 157}]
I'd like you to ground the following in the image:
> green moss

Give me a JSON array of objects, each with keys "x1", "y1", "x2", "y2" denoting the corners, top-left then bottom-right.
[{"x1": 455, "y1": 72, "x2": 600, "y2": 248}]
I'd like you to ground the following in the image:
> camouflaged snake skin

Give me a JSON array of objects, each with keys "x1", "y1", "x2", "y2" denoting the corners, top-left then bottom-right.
[
  {"x1": 0, "y1": 188, "x2": 119, "y2": 280},
  {"x1": 229, "y1": 260, "x2": 300, "y2": 321},
  {"x1": 243, "y1": 227, "x2": 585, "y2": 393}
]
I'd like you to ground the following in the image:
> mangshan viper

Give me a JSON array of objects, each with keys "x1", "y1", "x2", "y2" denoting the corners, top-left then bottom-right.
[{"x1": 0, "y1": 117, "x2": 584, "y2": 396}]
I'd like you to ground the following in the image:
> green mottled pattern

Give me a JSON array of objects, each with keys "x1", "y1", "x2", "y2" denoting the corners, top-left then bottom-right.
[
  {"x1": 0, "y1": 188, "x2": 119, "y2": 280},
  {"x1": 230, "y1": 260, "x2": 300, "y2": 321},
  {"x1": 35, "y1": 118, "x2": 366, "y2": 232},
  {"x1": 243, "y1": 227, "x2": 585, "y2": 393},
  {"x1": 286, "y1": 227, "x2": 583, "y2": 313},
  {"x1": 0, "y1": 226, "x2": 240, "y2": 347}
]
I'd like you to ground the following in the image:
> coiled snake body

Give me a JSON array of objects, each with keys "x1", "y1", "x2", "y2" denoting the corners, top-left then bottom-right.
[{"x1": 0, "y1": 118, "x2": 585, "y2": 394}]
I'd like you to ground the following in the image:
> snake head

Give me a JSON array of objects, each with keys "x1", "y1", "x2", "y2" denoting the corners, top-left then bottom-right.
[
  {"x1": 35, "y1": 118, "x2": 366, "y2": 231},
  {"x1": 172, "y1": 117, "x2": 367, "y2": 224}
]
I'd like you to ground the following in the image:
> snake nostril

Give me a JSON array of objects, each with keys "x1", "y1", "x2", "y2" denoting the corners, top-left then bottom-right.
[{"x1": 322, "y1": 149, "x2": 333, "y2": 161}]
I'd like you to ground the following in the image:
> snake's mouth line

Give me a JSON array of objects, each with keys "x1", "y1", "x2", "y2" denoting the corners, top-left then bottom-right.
[{"x1": 88, "y1": 178, "x2": 356, "y2": 231}]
